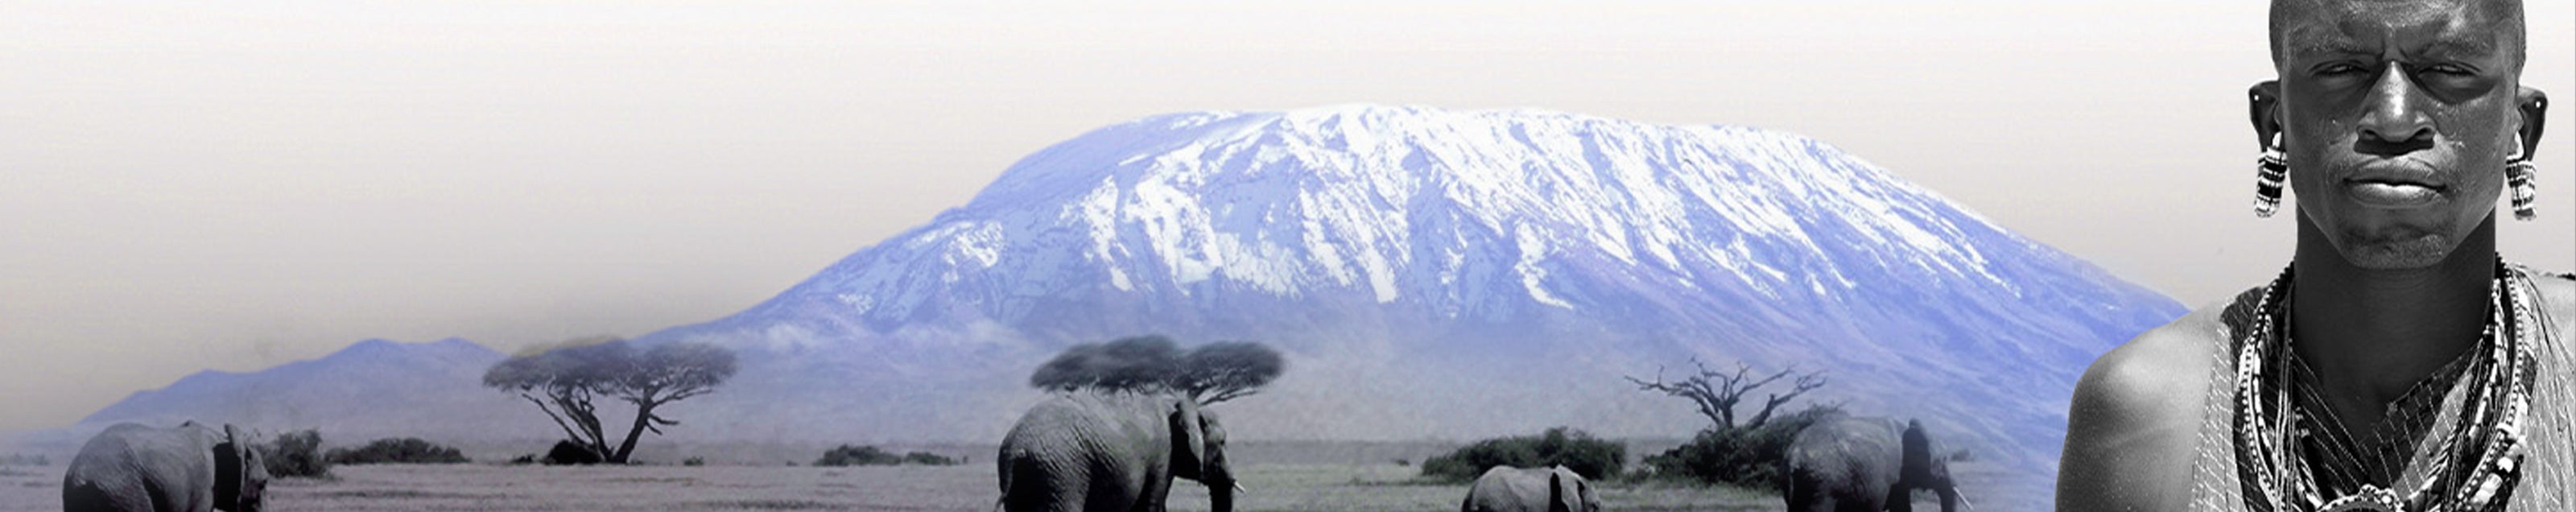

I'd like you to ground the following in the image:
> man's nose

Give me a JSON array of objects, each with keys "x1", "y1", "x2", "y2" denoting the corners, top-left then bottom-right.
[{"x1": 2356, "y1": 64, "x2": 2436, "y2": 155}]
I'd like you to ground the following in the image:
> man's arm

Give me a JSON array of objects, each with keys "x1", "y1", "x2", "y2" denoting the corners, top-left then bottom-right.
[{"x1": 2058, "y1": 307, "x2": 2226, "y2": 512}]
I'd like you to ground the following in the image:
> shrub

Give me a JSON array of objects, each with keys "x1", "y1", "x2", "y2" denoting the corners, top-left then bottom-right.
[
  {"x1": 683, "y1": 456, "x2": 706, "y2": 466},
  {"x1": 543, "y1": 440, "x2": 604, "y2": 465},
  {"x1": 509, "y1": 453, "x2": 537, "y2": 465},
  {"x1": 814, "y1": 444, "x2": 902, "y2": 467},
  {"x1": 813, "y1": 445, "x2": 958, "y2": 467},
  {"x1": 261, "y1": 430, "x2": 331, "y2": 478},
  {"x1": 1419, "y1": 427, "x2": 1624, "y2": 481},
  {"x1": 901, "y1": 452, "x2": 958, "y2": 465},
  {"x1": 325, "y1": 438, "x2": 470, "y2": 465},
  {"x1": 1642, "y1": 404, "x2": 1842, "y2": 488}
]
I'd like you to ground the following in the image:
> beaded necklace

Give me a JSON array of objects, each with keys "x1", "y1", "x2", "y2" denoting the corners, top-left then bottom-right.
[{"x1": 2233, "y1": 261, "x2": 2536, "y2": 512}]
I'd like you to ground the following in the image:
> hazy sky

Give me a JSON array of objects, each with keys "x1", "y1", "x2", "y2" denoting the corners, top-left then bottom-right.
[{"x1": 3, "y1": 1, "x2": 2570, "y2": 433}]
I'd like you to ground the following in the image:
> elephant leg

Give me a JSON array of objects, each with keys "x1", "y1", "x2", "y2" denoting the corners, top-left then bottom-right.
[
  {"x1": 1084, "y1": 461, "x2": 1136, "y2": 512},
  {"x1": 1001, "y1": 456, "x2": 1086, "y2": 512},
  {"x1": 62, "y1": 477, "x2": 151, "y2": 512},
  {"x1": 1134, "y1": 469, "x2": 1171, "y2": 512},
  {"x1": 1784, "y1": 468, "x2": 1826, "y2": 512}
]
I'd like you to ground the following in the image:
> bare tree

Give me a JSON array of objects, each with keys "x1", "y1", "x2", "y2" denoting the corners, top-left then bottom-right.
[
  {"x1": 1624, "y1": 358, "x2": 1827, "y2": 429},
  {"x1": 484, "y1": 337, "x2": 737, "y2": 464}
]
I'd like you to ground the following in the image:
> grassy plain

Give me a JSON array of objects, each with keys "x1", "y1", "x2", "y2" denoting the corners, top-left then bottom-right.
[{"x1": 0, "y1": 459, "x2": 2044, "y2": 512}]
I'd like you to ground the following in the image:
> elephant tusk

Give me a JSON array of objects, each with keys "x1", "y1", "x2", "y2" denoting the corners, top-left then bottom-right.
[{"x1": 1231, "y1": 481, "x2": 1249, "y2": 494}]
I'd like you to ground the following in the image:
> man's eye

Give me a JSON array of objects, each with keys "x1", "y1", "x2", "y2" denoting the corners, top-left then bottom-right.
[
  {"x1": 2315, "y1": 63, "x2": 2371, "y2": 76},
  {"x1": 2417, "y1": 64, "x2": 2477, "y2": 76}
]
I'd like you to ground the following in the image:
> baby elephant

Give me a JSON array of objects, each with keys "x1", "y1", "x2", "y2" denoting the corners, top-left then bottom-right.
[
  {"x1": 1462, "y1": 465, "x2": 1601, "y2": 512},
  {"x1": 63, "y1": 422, "x2": 270, "y2": 512}
]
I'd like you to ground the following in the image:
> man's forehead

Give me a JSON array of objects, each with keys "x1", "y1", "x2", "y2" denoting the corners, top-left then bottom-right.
[
  {"x1": 2275, "y1": 0, "x2": 2515, "y2": 22},
  {"x1": 2272, "y1": 0, "x2": 2521, "y2": 59}
]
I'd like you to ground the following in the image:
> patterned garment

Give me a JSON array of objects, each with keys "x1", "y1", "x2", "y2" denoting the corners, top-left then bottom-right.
[{"x1": 2184, "y1": 268, "x2": 2576, "y2": 510}]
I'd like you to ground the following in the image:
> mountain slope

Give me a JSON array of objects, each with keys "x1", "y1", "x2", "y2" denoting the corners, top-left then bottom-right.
[{"x1": 64, "y1": 338, "x2": 539, "y2": 442}]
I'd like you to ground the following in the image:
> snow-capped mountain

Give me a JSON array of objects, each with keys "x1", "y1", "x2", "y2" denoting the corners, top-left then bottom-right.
[
  {"x1": 640, "y1": 105, "x2": 2182, "y2": 469},
  {"x1": 40, "y1": 105, "x2": 2181, "y2": 486}
]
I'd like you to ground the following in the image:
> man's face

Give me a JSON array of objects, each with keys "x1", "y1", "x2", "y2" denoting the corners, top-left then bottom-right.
[{"x1": 2268, "y1": 0, "x2": 2526, "y2": 269}]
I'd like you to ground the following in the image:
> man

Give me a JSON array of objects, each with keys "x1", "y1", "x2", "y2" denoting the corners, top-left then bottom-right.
[{"x1": 2058, "y1": 0, "x2": 2563, "y2": 510}]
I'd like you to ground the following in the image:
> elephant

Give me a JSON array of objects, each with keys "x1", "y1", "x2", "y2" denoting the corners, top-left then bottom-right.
[
  {"x1": 61, "y1": 421, "x2": 271, "y2": 512},
  {"x1": 1783, "y1": 415, "x2": 1966, "y2": 512},
  {"x1": 995, "y1": 391, "x2": 1236, "y2": 512},
  {"x1": 1461, "y1": 465, "x2": 1601, "y2": 512}
]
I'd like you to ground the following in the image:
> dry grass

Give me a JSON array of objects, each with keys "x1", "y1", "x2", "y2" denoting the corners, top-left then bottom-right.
[{"x1": 0, "y1": 460, "x2": 2041, "y2": 511}]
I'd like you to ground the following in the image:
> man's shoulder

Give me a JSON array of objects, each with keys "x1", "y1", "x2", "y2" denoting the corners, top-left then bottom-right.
[
  {"x1": 2524, "y1": 267, "x2": 2576, "y2": 319},
  {"x1": 2076, "y1": 298, "x2": 2233, "y2": 407},
  {"x1": 2058, "y1": 296, "x2": 2239, "y2": 510}
]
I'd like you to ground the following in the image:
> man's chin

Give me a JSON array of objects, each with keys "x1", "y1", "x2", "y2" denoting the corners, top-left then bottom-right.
[{"x1": 2331, "y1": 235, "x2": 2460, "y2": 270}]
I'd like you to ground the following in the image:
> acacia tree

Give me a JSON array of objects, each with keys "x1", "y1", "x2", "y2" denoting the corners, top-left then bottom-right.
[
  {"x1": 483, "y1": 337, "x2": 737, "y2": 464},
  {"x1": 1624, "y1": 358, "x2": 1827, "y2": 429},
  {"x1": 1030, "y1": 335, "x2": 1285, "y2": 406},
  {"x1": 1173, "y1": 341, "x2": 1286, "y2": 405}
]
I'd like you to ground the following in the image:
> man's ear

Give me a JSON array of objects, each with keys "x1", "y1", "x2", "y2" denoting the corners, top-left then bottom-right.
[
  {"x1": 2251, "y1": 81, "x2": 2285, "y2": 150},
  {"x1": 2517, "y1": 87, "x2": 2549, "y2": 159}
]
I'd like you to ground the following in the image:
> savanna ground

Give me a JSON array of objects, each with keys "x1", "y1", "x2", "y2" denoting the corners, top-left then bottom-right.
[{"x1": 0, "y1": 460, "x2": 2037, "y2": 512}]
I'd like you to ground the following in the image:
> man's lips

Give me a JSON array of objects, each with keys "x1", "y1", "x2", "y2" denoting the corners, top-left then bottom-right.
[
  {"x1": 2342, "y1": 176, "x2": 2446, "y2": 207},
  {"x1": 2336, "y1": 158, "x2": 2456, "y2": 207}
]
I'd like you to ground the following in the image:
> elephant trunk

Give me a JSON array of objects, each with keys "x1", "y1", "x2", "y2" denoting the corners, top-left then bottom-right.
[
  {"x1": 1938, "y1": 485, "x2": 1966, "y2": 512},
  {"x1": 1208, "y1": 480, "x2": 1235, "y2": 512}
]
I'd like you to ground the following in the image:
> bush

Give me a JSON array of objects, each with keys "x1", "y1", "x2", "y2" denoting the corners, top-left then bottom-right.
[
  {"x1": 813, "y1": 445, "x2": 958, "y2": 467},
  {"x1": 509, "y1": 453, "x2": 537, "y2": 465},
  {"x1": 543, "y1": 440, "x2": 605, "y2": 465},
  {"x1": 325, "y1": 438, "x2": 469, "y2": 465},
  {"x1": 1642, "y1": 405, "x2": 1842, "y2": 488},
  {"x1": 683, "y1": 456, "x2": 706, "y2": 466},
  {"x1": 261, "y1": 430, "x2": 331, "y2": 478},
  {"x1": 901, "y1": 452, "x2": 958, "y2": 465},
  {"x1": 1419, "y1": 427, "x2": 1624, "y2": 481},
  {"x1": 814, "y1": 444, "x2": 902, "y2": 466}
]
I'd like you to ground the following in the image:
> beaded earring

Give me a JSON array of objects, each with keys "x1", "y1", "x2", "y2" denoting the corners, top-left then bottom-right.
[
  {"x1": 2256, "y1": 133, "x2": 2288, "y2": 217},
  {"x1": 2508, "y1": 144, "x2": 2537, "y2": 221}
]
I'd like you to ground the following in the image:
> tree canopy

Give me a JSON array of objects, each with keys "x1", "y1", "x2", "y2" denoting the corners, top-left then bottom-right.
[
  {"x1": 1029, "y1": 335, "x2": 1285, "y2": 405},
  {"x1": 483, "y1": 337, "x2": 737, "y2": 464}
]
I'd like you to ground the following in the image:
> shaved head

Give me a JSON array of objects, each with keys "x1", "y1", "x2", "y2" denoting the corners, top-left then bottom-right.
[{"x1": 2270, "y1": 0, "x2": 2527, "y2": 69}]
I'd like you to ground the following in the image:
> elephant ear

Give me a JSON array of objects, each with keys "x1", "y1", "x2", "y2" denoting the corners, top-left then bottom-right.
[
  {"x1": 1900, "y1": 419, "x2": 1938, "y2": 485},
  {"x1": 214, "y1": 425, "x2": 243, "y2": 510},
  {"x1": 1168, "y1": 398, "x2": 1207, "y2": 479},
  {"x1": 1547, "y1": 471, "x2": 1574, "y2": 512}
]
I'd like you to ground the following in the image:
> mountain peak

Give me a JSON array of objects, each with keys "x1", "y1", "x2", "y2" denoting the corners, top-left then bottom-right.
[{"x1": 752, "y1": 105, "x2": 2037, "y2": 338}]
